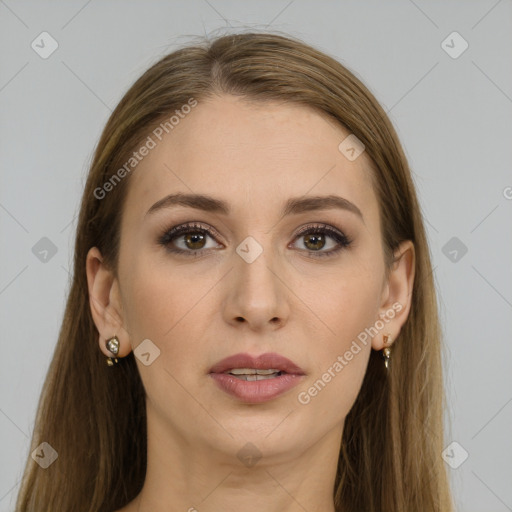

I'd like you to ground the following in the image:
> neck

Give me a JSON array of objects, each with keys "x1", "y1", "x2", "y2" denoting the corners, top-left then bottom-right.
[{"x1": 120, "y1": 402, "x2": 342, "y2": 512}]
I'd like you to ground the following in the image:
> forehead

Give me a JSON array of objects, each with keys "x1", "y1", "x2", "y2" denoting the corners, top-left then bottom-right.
[{"x1": 122, "y1": 95, "x2": 378, "y2": 223}]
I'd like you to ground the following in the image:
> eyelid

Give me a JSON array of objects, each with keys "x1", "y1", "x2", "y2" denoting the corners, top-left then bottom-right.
[
  {"x1": 294, "y1": 222, "x2": 347, "y2": 238},
  {"x1": 158, "y1": 220, "x2": 352, "y2": 257},
  {"x1": 289, "y1": 223, "x2": 352, "y2": 257},
  {"x1": 157, "y1": 221, "x2": 224, "y2": 248}
]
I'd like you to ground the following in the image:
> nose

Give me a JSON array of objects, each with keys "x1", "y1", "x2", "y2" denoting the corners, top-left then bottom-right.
[{"x1": 222, "y1": 242, "x2": 290, "y2": 331}]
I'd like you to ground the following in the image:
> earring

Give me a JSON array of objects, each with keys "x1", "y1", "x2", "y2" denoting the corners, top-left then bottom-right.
[
  {"x1": 105, "y1": 335, "x2": 120, "y2": 366},
  {"x1": 382, "y1": 333, "x2": 392, "y2": 370}
]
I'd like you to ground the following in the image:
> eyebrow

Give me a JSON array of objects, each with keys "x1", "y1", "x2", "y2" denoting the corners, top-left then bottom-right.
[{"x1": 145, "y1": 192, "x2": 364, "y2": 221}]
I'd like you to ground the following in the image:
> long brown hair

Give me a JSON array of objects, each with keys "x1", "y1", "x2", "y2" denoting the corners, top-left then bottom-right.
[{"x1": 15, "y1": 31, "x2": 453, "y2": 511}]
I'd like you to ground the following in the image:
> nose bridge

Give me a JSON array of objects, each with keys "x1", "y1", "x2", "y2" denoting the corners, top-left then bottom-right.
[{"x1": 225, "y1": 232, "x2": 289, "y2": 328}]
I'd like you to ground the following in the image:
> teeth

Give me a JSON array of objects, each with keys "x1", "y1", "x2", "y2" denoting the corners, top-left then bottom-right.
[
  {"x1": 227, "y1": 368, "x2": 282, "y2": 375},
  {"x1": 235, "y1": 373, "x2": 281, "y2": 381}
]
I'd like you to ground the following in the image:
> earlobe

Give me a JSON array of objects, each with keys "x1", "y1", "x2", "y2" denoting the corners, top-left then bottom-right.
[
  {"x1": 372, "y1": 240, "x2": 415, "y2": 351},
  {"x1": 85, "y1": 247, "x2": 131, "y2": 358}
]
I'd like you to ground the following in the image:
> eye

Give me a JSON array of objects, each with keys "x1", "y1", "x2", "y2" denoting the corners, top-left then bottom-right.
[
  {"x1": 158, "y1": 222, "x2": 221, "y2": 256},
  {"x1": 290, "y1": 223, "x2": 352, "y2": 258},
  {"x1": 158, "y1": 221, "x2": 352, "y2": 258}
]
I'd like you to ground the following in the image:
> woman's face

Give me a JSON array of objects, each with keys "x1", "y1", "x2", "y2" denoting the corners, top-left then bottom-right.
[{"x1": 89, "y1": 94, "x2": 413, "y2": 467}]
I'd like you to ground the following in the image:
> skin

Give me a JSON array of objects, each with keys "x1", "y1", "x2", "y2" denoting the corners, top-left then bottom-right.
[{"x1": 86, "y1": 94, "x2": 415, "y2": 512}]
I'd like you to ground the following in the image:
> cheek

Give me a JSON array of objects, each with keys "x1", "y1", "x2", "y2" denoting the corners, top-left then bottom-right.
[
  {"x1": 306, "y1": 256, "x2": 383, "y2": 339},
  {"x1": 297, "y1": 299, "x2": 376, "y2": 424},
  {"x1": 299, "y1": 345, "x2": 370, "y2": 417},
  {"x1": 120, "y1": 250, "x2": 201, "y2": 341},
  {"x1": 119, "y1": 254, "x2": 210, "y2": 413},
  {"x1": 119, "y1": 250, "x2": 216, "y2": 381},
  {"x1": 298, "y1": 260, "x2": 383, "y2": 415}
]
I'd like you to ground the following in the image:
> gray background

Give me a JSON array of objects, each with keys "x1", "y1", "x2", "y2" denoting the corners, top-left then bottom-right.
[{"x1": 1, "y1": 1, "x2": 511, "y2": 511}]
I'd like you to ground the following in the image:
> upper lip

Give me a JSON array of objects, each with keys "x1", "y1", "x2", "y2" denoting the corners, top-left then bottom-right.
[{"x1": 209, "y1": 352, "x2": 305, "y2": 375}]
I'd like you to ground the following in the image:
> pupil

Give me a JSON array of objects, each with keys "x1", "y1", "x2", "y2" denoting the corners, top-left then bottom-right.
[
  {"x1": 305, "y1": 233, "x2": 324, "y2": 250},
  {"x1": 186, "y1": 233, "x2": 205, "y2": 249}
]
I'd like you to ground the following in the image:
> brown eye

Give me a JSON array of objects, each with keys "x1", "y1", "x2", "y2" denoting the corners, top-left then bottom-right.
[
  {"x1": 158, "y1": 222, "x2": 221, "y2": 255},
  {"x1": 303, "y1": 233, "x2": 327, "y2": 251},
  {"x1": 158, "y1": 222, "x2": 352, "y2": 259},
  {"x1": 291, "y1": 224, "x2": 352, "y2": 258},
  {"x1": 182, "y1": 232, "x2": 207, "y2": 250}
]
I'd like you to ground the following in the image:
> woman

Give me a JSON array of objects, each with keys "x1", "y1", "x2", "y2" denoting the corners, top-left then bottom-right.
[{"x1": 15, "y1": 32, "x2": 454, "y2": 511}]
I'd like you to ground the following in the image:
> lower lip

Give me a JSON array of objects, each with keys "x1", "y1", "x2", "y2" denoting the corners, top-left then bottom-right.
[{"x1": 209, "y1": 373, "x2": 304, "y2": 403}]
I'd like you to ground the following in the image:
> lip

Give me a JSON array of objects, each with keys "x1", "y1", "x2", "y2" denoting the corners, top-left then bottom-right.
[
  {"x1": 209, "y1": 352, "x2": 305, "y2": 375},
  {"x1": 208, "y1": 352, "x2": 306, "y2": 404}
]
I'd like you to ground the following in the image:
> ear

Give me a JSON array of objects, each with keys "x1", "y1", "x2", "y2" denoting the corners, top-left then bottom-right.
[
  {"x1": 85, "y1": 247, "x2": 132, "y2": 358},
  {"x1": 371, "y1": 240, "x2": 415, "y2": 351}
]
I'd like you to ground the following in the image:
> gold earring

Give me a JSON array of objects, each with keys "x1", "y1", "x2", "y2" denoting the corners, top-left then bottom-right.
[
  {"x1": 382, "y1": 333, "x2": 392, "y2": 370},
  {"x1": 105, "y1": 335, "x2": 120, "y2": 366}
]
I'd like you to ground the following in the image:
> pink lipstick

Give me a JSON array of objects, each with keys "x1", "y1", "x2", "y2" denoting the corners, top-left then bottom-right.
[{"x1": 208, "y1": 352, "x2": 305, "y2": 403}]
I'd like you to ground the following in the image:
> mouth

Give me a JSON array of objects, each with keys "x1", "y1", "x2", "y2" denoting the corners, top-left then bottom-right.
[
  {"x1": 208, "y1": 352, "x2": 305, "y2": 403},
  {"x1": 222, "y1": 368, "x2": 286, "y2": 381},
  {"x1": 209, "y1": 351, "x2": 305, "y2": 376}
]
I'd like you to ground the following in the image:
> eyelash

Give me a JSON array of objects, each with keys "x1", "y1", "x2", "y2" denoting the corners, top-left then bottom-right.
[{"x1": 157, "y1": 222, "x2": 353, "y2": 259}]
